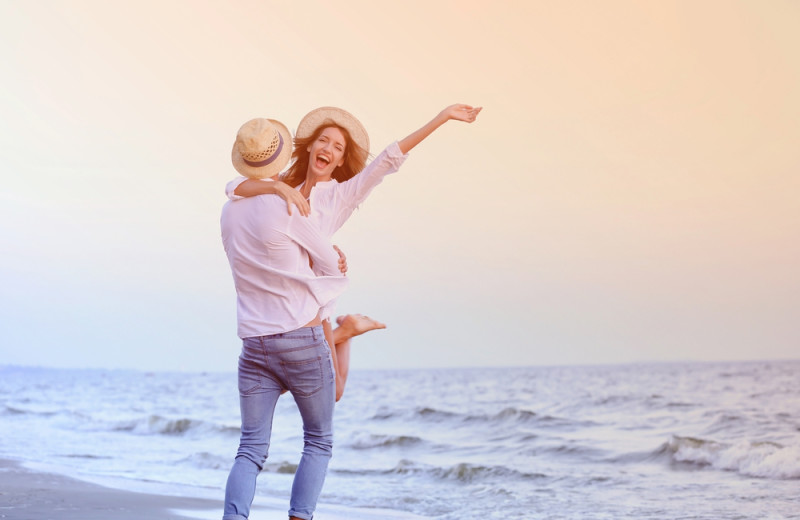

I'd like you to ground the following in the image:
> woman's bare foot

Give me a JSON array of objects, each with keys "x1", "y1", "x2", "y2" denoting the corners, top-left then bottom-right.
[{"x1": 335, "y1": 314, "x2": 386, "y2": 340}]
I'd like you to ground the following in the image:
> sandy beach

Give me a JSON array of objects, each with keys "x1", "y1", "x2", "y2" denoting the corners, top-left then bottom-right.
[
  {"x1": 0, "y1": 458, "x2": 423, "y2": 520},
  {"x1": 0, "y1": 458, "x2": 222, "y2": 520}
]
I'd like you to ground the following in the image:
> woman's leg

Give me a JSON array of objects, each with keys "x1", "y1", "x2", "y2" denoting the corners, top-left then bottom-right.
[
  {"x1": 331, "y1": 314, "x2": 385, "y2": 390},
  {"x1": 322, "y1": 320, "x2": 343, "y2": 401},
  {"x1": 324, "y1": 314, "x2": 386, "y2": 400},
  {"x1": 333, "y1": 314, "x2": 386, "y2": 342},
  {"x1": 223, "y1": 337, "x2": 283, "y2": 520}
]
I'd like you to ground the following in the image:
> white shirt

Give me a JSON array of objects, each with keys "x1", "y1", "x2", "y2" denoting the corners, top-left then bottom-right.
[
  {"x1": 220, "y1": 194, "x2": 348, "y2": 338},
  {"x1": 223, "y1": 142, "x2": 408, "y2": 336}
]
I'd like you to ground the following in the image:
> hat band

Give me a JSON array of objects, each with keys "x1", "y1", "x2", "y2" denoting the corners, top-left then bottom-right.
[{"x1": 242, "y1": 133, "x2": 284, "y2": 168}]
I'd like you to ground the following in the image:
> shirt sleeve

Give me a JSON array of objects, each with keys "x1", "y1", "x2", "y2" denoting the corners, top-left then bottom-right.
[
  {"x1": 328, "y1": 141, "x2": 408, "y2": 233},
  {"x1": 287, "y1": 214, "x2": 342, "y2": 278},
  {"x1": 225, "y1": 176, "x2": 275, "y2": 201}
]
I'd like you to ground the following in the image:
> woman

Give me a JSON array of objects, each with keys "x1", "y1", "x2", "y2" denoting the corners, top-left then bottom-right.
[{"x1": 227, "y1": 103, "x2": 481, "y2": 399}]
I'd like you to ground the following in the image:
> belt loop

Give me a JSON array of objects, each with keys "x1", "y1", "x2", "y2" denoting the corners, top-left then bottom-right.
[{"x1": 312, "y1": 326, "x2": 318, "y2": 341}]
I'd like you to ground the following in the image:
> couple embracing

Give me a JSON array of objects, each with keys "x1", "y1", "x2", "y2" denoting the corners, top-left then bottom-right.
[{"x1": 220, "y1": 103, "x2": 481, "y2": 520}]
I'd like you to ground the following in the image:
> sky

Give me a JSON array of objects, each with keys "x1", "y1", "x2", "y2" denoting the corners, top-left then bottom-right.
[{"x1": 1, "y1": 0, "x2": 798, "y2": 372}]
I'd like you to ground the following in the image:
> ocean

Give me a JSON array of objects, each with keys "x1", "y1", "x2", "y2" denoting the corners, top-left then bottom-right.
[{"x1": 1, "y1": 360, "x2": 798, "y2": 519}]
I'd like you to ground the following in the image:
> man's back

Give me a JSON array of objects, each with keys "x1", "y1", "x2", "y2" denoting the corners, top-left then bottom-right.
[{"x1": 221, "y1": 194, "x2": 347, "y2": 338}]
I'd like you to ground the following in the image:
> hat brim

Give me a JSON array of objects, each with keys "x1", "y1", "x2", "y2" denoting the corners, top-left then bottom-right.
[
  {"x1": 296, "y1": 107, "x2": 369, "y2": 154},
  {"x1": 231, "y1": 119, "x2": 293, "y2": 179}
]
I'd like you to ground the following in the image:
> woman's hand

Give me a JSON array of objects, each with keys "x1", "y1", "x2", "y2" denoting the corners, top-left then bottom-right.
[
  {"x1": 398, "y1": 103, "x2": 482, "y2": 154},
  {"x1": 273, "y1": 181, "x2": 311, "y2": 217},
  {"x1": 441, "y1": 104, "x2": 482, "y2": 123}
]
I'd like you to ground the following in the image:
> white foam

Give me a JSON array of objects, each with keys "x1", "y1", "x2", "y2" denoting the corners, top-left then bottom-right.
[
  {"x1": 671, "y1": 436, "x2": 800, "y2": 479},
  {"x1": 170, "y1": 500, "x2": 425, "y2": 520}
]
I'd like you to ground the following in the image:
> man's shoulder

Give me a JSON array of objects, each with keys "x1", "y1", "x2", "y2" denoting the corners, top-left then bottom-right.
[
  {"x1": 222, "y1": 194, "x2": 292, "y2": 223},
  {"x1": 231, "y1": 193, "x2": 287, "y2": 209}
]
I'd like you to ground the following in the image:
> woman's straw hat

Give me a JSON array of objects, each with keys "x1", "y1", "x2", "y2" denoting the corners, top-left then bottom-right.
[
  {"x1": 231, "y1": 118, "x2": 292, "y2": 179},
  {"x1": 296, "y1": 107, "x2": 370, "y2": 154}
]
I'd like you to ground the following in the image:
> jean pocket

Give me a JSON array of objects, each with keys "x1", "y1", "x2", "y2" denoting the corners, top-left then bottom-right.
[
  {"x1": 238, "y1": 354, "x2": 262, "y2": 396},
  {"x1": 280, "y1": 354, "x2": 324, "y2": 398}
]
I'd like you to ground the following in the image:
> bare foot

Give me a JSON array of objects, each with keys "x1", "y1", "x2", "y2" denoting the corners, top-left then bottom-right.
[{"x1": 335, "y1": 314, "x2": 386, "y2": 339}]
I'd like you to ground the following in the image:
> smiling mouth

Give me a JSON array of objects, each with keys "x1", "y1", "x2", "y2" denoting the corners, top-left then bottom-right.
[{"x1": 315, "y1": 155, "x2": 331, "y2": 168}]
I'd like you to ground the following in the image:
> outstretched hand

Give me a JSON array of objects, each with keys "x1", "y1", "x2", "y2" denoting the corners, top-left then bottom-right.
[
  {"x1": 441, "y1": 104, "x2": 482, "y2": 123},
  {"x1": 397, "y1": 103, "x2": 483, "y2": 154}
]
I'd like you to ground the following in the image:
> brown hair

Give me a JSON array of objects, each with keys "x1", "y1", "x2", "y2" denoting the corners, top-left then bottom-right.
[{"x1": 281, "y1": 124, "x2": 369, "y2": 188}]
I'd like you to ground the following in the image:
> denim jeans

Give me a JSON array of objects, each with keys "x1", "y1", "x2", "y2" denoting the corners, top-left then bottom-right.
[{"x1": 222, "y1": 326, "x2": 335, "y2": 520}]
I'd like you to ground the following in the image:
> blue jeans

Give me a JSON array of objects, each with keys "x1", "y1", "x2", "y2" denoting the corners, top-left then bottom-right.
[{"x1": 223, "y1": 326, "x2": 335, "y2": 520}]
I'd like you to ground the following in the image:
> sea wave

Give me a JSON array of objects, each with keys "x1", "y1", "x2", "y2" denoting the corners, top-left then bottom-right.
[
  {"x1": 268, "y1": 461, "x2": 299, "y2": 474},
  {"x1": 371, "y1": 405, "x2": 585, "y2": 429},
  {"x1": 178, "y1": 451, "x2": 297, "y2": 475},
  {"x1": 536, "y1": 442, "x2": 608, "y2": 459},
  {"x1": 2, "y1": 405, "x2": 28, "y2": 416},
  {"x1": 389, "y1": 459, "x2": 547, "y2": 483},
  {"x1": 63, "y1": 453, "x2": 113, "y2": 460},
  {"x1": 334, "y1": 459, "x2": 547, "y2": 484},
  {"x1": 178, "y1": 451, "x2": 230, "y2": 470},
  {"x1": 661, "y1": 435, "x2": 800, "y2": 480},
  {"x1": 109, "y1": 414, "x2": 238, "y2": 436},
  {"x1": 2, "y1": 404, "x2": 59, "y2": 417},
  {"x1": 465, "y1": 407, "x2": 540, "y2": 424},
  {"x1": 346, "y1": 433, "x2": 425, "y2": 450}
]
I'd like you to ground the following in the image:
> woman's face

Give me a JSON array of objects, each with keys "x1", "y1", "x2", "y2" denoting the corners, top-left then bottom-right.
[{"x1": 306, "y1": 126, "x2": 347, "y2": 181}]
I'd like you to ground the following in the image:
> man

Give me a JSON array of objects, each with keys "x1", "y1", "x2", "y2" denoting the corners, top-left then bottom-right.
[{"x1": 220, "y1": 117, "x2": 346, "y2": 520}]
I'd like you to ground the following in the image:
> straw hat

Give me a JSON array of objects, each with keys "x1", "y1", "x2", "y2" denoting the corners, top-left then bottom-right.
[
  {"x1": 231, "y1": 118, "x2": 292, "y2": 179},
  {"x1": 296, "y1": 107, "x2": 370, "y2": 154}
]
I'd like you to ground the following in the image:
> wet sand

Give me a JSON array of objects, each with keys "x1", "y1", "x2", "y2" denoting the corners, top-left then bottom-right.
[{"x1": 0, "y1": 458, "x2": 221, "y2": 519}]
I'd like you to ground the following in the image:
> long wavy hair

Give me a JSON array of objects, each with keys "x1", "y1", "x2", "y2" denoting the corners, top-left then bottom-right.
[{"x1": 281, "y1": 124, "x2": 369, "y2": 188}]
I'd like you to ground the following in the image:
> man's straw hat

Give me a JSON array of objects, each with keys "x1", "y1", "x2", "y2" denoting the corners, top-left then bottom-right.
[
  {"x1": 296, "y1": 107, "x2": 369, "y2": 154},
  {"x1": 231, "y1": 118, "x2": 292, "y2": 179}
]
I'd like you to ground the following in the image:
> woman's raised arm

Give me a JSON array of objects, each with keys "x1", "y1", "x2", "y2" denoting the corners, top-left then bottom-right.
[{"x1": 397, "y1": 104, "x2": 482, "y2": 155}]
